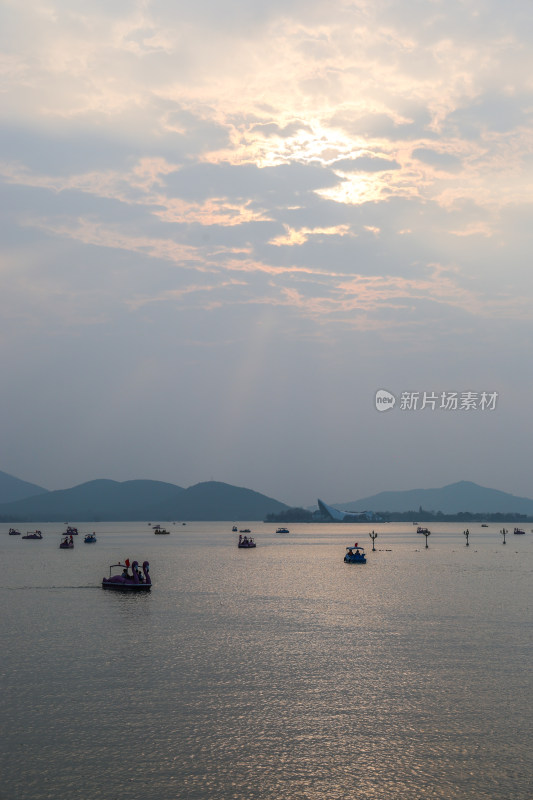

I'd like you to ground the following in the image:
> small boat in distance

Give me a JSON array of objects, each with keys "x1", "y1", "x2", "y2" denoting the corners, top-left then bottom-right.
[
  {"x1": 417, "y1": 527, "x2": 431, "y2": 534},
  {"x1": 153, "y1": 524, "x2": 170, "y2": 535},
  {"x1": 102, "y1": 559, "x2": 151, "y2": 591},
  {"x1": 232, "y1": 526, "x2": 238, "y2": 531},
  {"x1": 239, "y1": 528, "x2": 251, "y2": 533},
  {"x1": 344, "y1": 543, "x2": 367, "y2": 564},
  {"x1": 514, "y1": 527, "x2": 526, "y2": 535},
  {"x1": 8, "y1": 528, "x2": 21, "y2": 536},
  {"x1": 276, "y1": 527, "x2": 290, "y2": 534},
  {"x1": 84, "y1": 532, "x2": 97, "y2": 543},
  {"x1": 22, "y1": 530, "x2": 43, "y2": 540},
  {"x1": 481, "y1": 524, "x2": 488, "y2": 527},
  {"x1": 238, "y1": 534, "x2": 256, "y2": 548},
  {"x1": 60, "y1": 535, "x2": 74, "y2": 549},
  {"x1": 64, "y1": 526, "x2": 78, "y2": 536}
]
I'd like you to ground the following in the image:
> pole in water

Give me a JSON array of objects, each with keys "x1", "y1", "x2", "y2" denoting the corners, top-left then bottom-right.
[
  {"x1": 369, "y1": 530, "x2": 378, "y2": 551},
  {"x1": 424, "y1": 531, "x2": 430, "y2": 549},
  {"x1": 463, "y1": 528, "x2": 470, "y2": 546},
  {"x1": 500, "y1": 528, "x2": 507, "y2": 545}
]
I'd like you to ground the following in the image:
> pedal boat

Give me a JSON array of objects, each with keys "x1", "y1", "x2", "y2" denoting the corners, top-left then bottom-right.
[
  {"x1": 153, "y1": 524, "x2": 170, "y2": 535},
  {"x1": 102, "y1": 560, "x2": 151, "y2": 591},
  {"x1": 59, "y1": 536, "x2": 74, "y2": 549},
  {"x1": 344, "y1": 544, "x2": 367, "y2": 564},
  {"x1": 238, "y1": 534, "x2": 256, "y2": 548}
]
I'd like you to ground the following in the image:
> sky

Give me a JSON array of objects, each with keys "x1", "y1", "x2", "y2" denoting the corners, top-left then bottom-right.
[{"x1": 1, "y1": 0, "x2": 532, "y2": 506}]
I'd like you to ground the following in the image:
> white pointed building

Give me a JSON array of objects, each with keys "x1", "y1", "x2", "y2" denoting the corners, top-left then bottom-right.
[{"x1": 317, "y1": 498, "x2": 381, "y2": 522}]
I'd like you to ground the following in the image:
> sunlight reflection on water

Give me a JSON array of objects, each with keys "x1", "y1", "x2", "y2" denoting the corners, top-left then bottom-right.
[{"x1": 1, "y1": 522, "x2": 532, "y2": 799}]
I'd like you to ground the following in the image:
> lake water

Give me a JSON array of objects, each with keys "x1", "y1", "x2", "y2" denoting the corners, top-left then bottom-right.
[{"x1": 1, "y1": 522, "x2": 532, "y2": 800}]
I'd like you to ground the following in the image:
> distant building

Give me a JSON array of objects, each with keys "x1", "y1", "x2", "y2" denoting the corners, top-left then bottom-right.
[{"x1": 316, "y1": 498, "x2": 381, "y2": 522}]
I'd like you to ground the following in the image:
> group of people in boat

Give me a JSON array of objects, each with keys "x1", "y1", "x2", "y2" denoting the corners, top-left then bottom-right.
[
  {"x1": 345, "y1": 547, "x2": 362, "y2": 557},
  {"x1": 121, "y1": 563, "x2": 147, "y2": 582},
  {"x1": 238, "y1": 534, "x2": 255, "y2": 547},
  {"x1": 344, "y1": 542, "x2": 367, "y2": 563},
  {"x1": 102, "y1": 559, "x2": 151, "y2": 590}
]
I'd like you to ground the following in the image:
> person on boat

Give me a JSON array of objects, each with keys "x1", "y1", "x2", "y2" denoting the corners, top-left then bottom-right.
[{"x1": 122, "y1": 566, "x2": 129, "y2": 579}]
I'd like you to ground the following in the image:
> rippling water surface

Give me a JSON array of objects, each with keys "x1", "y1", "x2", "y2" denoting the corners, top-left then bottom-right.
[{"x1": 1, "y1": 522, "x2": 532, "y2": 799}]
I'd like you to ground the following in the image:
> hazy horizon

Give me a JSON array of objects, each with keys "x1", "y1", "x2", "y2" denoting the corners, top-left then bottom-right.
[{"x1": 1, "y1": 1, "x2": 532, "y2": 506}]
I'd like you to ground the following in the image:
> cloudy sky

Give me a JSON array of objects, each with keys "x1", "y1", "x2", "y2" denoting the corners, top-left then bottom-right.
[{"x1": 1, "y1": 0, "x2": 532, "y2": 505}]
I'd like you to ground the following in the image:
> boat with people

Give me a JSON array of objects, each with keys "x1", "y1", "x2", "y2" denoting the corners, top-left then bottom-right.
[
  {"x1": 344, "y1": 543, "x2": 367, "y2": 564},
  {"x1": 84, "y1": 532, "x2": 97, "y2": 543},
  {"x1": 239, "y1": 528, "x2": 251, "y2": 533},
  {"x1": 153, "y1": 524, "x2": 170, "y2": 535},
  {"x1": 417, "y1": 527, "x2": 431, "y2": 534},
  {"x1": 22, "y1": 530, "x2": 43, "y2": 540},
  {"x1": 276, "y1": 527, "x2": 290, "y2": 534},
  {"x1": 238, "y1": 534, "x2": 256, "y2": 548},
  {"x1": 232, "y1": 526, "x2": 238, "y2": 531},
  {"x1": 64, "y1": 526, "x2": 78, "y2": 536},
  {"x1": 102, "y1": 559, "x2": 151, "y2": 591},
  {"x1": 514, "y1": 527, "x2": 525, "y2": 535},
  {"x1": 60, "y1": 535, "x2": 74, "y2": 549},
  {"x1": 8, "y1": 528, "x2": 21, "y2": 536}
]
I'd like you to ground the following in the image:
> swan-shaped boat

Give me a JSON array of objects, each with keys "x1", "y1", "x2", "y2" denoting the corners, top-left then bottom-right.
[
  {"x1": 59, "y1": 535, "x2": 74, "y2": 549},
  {"x1": 102, "y1": 560, "x2": 151, "y2": 591},
  {"x1": 344, "y1": 544, "x2": 367, "y2": 564},
  {"x1": 84, "y1": 532, "x2": 97, "y2": 543},
  {"x1": 22, "y1": 530, "x2": 43, "y2": 540},
  {"x1": 238, "y1": 534, "x2": 256, "y2": 548},
  {"x1": 8, "y1": 528, "x2": 21, "y2": 536}
]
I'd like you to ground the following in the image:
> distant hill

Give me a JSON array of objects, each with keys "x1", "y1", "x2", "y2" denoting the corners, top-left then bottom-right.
[
  {"x1": 173, "y1": 481, "x2": 287, "y2": 520},
  {"x1": 336, "y1": 481, "x2": 533, "y2": 515},
  {"x1": 0, "y1": 470, "x2": 48, "y2": 504},
  {"x1": 0, "y1": 479, "x2": 288, "y2": 522}
]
